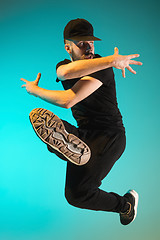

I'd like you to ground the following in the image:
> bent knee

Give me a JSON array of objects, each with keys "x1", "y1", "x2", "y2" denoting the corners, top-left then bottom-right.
[{"x1": 65, "y1": 187, "x2": 87, "y2": 208}]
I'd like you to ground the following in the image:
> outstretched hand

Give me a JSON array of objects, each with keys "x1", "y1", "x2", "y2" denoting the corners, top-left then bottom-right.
[
  {"x1": 113, "y1": 47, "x2": 142, "y2": 78},
  {"x1": 21, "y1": 73, "x2": 41, "y2": 95}
]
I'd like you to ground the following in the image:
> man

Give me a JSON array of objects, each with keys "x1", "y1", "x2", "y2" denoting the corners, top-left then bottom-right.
[{"x1": 21, "y1": 18, "x2": 142, "y2": 225}]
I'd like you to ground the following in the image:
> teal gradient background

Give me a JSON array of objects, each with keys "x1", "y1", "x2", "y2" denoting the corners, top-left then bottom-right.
[{"x1": 0, "y1": 0, "x2": 160, "y2": 239}]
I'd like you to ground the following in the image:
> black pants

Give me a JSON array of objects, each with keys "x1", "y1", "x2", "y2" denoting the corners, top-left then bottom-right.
[{"x1": 49, "y1": 120, "x2": 127, "y2": 213}]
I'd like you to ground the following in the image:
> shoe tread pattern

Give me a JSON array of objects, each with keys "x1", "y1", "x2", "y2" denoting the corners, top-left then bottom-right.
[{"x1": 29, "y1": 108, "x2": 91, "y2": 165}]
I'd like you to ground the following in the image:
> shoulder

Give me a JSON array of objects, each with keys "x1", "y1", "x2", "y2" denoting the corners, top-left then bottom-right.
[
  {"x1": 56, "y1": 59, "x2": 71, "y2": 83},
  {"x1": 56, "y1": 59, "x2": 71, "y2": 70}
]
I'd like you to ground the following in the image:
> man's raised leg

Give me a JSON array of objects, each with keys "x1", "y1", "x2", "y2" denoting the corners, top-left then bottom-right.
[{"x1": 29, "y1": 108, "x2": 91, "y2": 165}]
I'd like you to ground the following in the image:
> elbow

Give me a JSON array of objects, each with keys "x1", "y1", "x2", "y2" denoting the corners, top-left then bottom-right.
[
  {"x1": 64, "y1": 100, "x2": 75, "y2": 109},
  {"x1": 64, "y1": 102, "x2": 72, "y2": 109},
  {"x1": 65, "y1": 105, "x2": 70, "y2": 109},
  {"x1": 60, "y1": 89, "x2": 76, "y2": 109},
  {"x1": 63, "y1": 89, "x2": 76, "y2": 109},
  {"x1": 57, "y1": 68, "x2": 69, "y2": 81}
]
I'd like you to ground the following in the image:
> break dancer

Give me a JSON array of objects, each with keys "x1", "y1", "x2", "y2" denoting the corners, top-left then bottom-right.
[{"x1": 21, "y1": 18, "x2": 143, "y2": 225}]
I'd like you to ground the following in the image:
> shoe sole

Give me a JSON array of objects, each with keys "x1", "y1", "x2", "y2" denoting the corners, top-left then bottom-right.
[
  {"x1": 29, "y1": 108, "x2": 91, "y2": 166},
  {"x1": 128, "y1": 189, "x2": 139, "y2": 223}
]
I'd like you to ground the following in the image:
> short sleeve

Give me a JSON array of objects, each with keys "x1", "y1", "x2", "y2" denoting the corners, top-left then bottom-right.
[{"x1": 56, "y1": 59, "x2": 71, "y2": 82}]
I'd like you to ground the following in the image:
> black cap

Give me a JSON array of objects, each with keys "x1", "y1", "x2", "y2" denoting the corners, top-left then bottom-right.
[{"x1": 63, "y1": 18, "x2": 101, "y2": 41}]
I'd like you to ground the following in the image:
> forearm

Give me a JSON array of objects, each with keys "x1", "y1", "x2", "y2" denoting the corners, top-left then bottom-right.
[
  {"x1": 57, "y1": 55, "x2": 114, "y2": 80},
  {"x1": 30, "y1": 86, "x2": 75, "y2": 108}
]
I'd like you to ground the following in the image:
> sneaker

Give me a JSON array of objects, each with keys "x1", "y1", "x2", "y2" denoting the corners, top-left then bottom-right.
[
  {"x1": 120, "y1": 190, "x2": 139, "y2": 225},
  {"x1": 29, "y1": 108, "x2": 91, "y2": 166}
]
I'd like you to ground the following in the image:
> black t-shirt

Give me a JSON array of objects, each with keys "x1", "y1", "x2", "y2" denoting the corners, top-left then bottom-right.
[{"x1": 56, "y1": 54, "x2": 125, "y2": 131}]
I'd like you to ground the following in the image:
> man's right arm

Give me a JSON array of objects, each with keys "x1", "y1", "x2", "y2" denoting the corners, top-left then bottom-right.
[{"x1": 57, "y1": 47, "x2": 142, "y2": 80}]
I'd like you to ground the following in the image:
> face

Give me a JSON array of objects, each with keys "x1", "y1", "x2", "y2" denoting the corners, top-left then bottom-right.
[{"x1": 65, "y1": 40, "x2": 95, "y2": 61}]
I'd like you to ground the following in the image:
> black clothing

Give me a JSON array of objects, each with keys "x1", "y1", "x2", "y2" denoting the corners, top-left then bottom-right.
[
  {"x1": 63, "y1": 120, "x2": 127, "y2": 212},
  {"x1": 48, "y1": 120, "x2": 127, "y2": 212},
  {"x1": 52, "y1": 54, "x2": 128, "y2": 213},
  {"x1": 56, "y1": 54, "x2": 125, "y2": 131}
]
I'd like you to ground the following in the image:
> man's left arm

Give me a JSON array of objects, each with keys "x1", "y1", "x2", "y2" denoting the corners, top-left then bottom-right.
[{"x1": 21, "y1": 73, "x2": 102, "y2": 108}]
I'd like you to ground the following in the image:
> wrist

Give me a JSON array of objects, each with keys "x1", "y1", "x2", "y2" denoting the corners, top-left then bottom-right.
[
  {"x1": 30, "y1": 85, "x2": 40, "y2": 97},
  {"x1": 106, "y1": 55, "x2": 115, "y2": 68}
]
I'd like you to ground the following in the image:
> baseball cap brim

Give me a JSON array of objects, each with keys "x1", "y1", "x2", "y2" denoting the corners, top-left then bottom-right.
[{"x1": 66, "y1": 35, "x2": 101, "y2": 41}]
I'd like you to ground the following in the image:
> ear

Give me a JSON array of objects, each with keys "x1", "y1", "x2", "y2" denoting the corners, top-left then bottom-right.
[{"x1": 65, "y1": 44, "x2": 72, "y2": 54}]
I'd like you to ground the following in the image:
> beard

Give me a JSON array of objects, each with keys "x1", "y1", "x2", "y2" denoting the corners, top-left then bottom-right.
[
  {"x1": 71, "y1": 49, "x2": 94, "y2": 61},
  {"x1": 84, "y1": 52, "x2": 94, "y2": 59}
]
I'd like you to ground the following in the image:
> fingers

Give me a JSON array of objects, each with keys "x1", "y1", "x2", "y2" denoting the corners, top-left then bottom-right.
[
  {"x1": 20, "y1": 78, "x2": 28, "y2": 88},
  {"x1": 37, "y1": 72, "x2": 41, "y2": 80},
  {"x1": 114, "y1": 47, "x2": 119, "y2": 55},
  {"x1": 35, "y1": 72, "x2": 41, "y2": 83},
  {"x1": 129, "y1": 60, "x2": 143, "y2": 65},
  {"x1": 127, "y1": 54, "x2": 140, "y2": 60},
  {"x1": 122, "y1": 68, "x2": 125, "y2": 78},
  {"x1": 126, "y1": 66, "x2": 136, "y2": 74},
  {"x1": 20, "y1": 78, "x2": 28, "y2": 83}
]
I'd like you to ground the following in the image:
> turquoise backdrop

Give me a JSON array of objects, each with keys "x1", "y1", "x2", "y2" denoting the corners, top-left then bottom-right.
[{"x1": 0, "y1": 0, "x2": 160, "y2": 239}]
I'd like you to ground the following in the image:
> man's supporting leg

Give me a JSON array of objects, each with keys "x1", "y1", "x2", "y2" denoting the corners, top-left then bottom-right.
[
  {"x1": 64, "y1": 128, "x2": 127, "y2": 213},
  {"x1": 64, "y1": 125, "x2": 139, "y2": 225}
]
